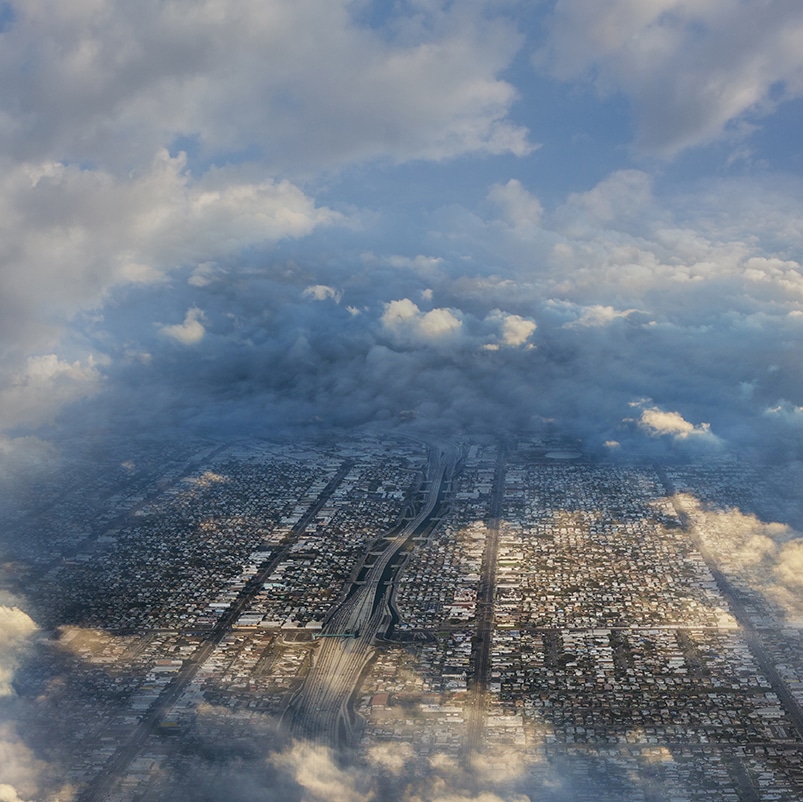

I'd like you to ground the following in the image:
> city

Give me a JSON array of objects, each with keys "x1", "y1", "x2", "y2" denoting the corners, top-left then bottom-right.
[{"x1": 2, "y1": 433, "x2": 803, "y2": 801}]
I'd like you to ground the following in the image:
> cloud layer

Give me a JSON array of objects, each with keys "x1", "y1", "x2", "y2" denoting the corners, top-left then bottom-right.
[
  {"x1": 1, "y1": 0, "x2": 531, "y2": 172},
  {"x1": 39, "y1": 164, "x2": 793, "y2": 464},
  {"x1": 0, "y1": 2, "x2": 799, "y2": 457}
]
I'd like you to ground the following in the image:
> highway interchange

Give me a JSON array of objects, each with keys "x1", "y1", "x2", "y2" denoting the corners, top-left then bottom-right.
[{"x1": 286, "y1": 441, "x2": 459, "y2": 745}]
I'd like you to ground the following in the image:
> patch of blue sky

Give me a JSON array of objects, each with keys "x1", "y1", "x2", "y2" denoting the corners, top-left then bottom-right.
[
  {"x1": 323, "y1": 70, "x2": 634, "y2": 221},
  {"x1": 0, "y1": 2, "x2": 14, "y2": 33},
  {"x1": 745, "y1": 96, "x2": 803, "y2": 175},
  {"x1": 166, "y1": 134, "x2": 267, "y2": 174}
]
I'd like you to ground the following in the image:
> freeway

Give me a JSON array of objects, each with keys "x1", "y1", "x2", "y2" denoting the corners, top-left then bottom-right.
[{"x1": 287, "y1": 441, "x2": 458, "y2": 746}]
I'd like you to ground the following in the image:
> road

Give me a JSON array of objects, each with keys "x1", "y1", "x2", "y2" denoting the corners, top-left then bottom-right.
[
  {"x1": 287, "y1": 441, "x2": 458, "y2": 746},
  {"x1": 77, "y1": 459, "x2": 355, "y2": 802},
  {"x1": 466, "y1": 443, "x2": 506, "y2": 753},
  {"x1": 22, "y1": 442, "x2": 231, "y2": 589},
  {"x1": 656, "y1": 467, "x2": 803, "y2": 744}
]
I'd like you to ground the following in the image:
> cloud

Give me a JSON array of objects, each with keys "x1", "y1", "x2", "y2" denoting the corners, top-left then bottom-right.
[
  {"x1": 537, "y1": 0, "x2": 803, "y2": 155},
  {"x1": 381, "y1": 299, "x2": 463, "y2": 344},
  {"x1": 0, "y1": 148, "x2": 337, "y2": 370},
  {"x1": 303, "y1": 285, "x2": 342, "y2": 303},
  {"x1": 188, "y1": 262, "x2": 219, "y2": 288},
  {"x1": 1, "y1": 4, "x2": 802, "y2": 800},
  {"x1": 0, "y1": 604, "x2": 48, "y2": 802},
  {"x1": 30, "y1": 166, "x2": 797, "y2": 462},
  {"x1": 0, "y1": 716, "x2": 65, "y2": 802},
  {"x1": 0, "y1": 606, "x2": 37, "y2": 697},
  {"x1": 636, "y1": 405, "x2": 719, "y2": 443},
  {"x1": 379, "y1": 299, "x2": 537, "y2": 355},
  {"x1": 771, "y1": 545, "x2": 803, "y2": 619},
  {"x1": 0, "y1": 0, "x2": 535, "y2": 448},
  {"x1": 487, "y1": 179, "x2": 543, "y2": 234},
  {"x1": 385, "y1": 255, "x2": 446, "y2": 278},
  {"x1": 0, "y1": 785, "x2": 30, "y2": 802},
  {"x1": 764, "y1": 400, "x2": 803, "y2": 425},
  {"x1": 486, "y1": 310, "x2": 537, "y2": 347},
  {"x1": 76, "y1": 167, "x2": 803, "y2": 466},
  {"x1": 159, "y1": 307, "x2": 206, "y2": 345},
  {"x1": 675, "y1": 496, "x2": 803, "y2": 619},
  {"x1": 1, "y1": 0, "x2": 533, "y2": 173},
  {"x1": 0, "y1": 736, "x2": 41, "y2": 802},
  {"x1": 560, "y1": 170, "x2": 653, "y2": 227},
  {"x1": 0, "y1": 354, "x2": 101, "y2": 429},
  {"x1": 0, "y1": 2, "x2": 798, "y2": 462},
  {"x1": 0, "y1": 436, "x2": 58, "y2": 491},
  {"x1": 271, "y1": 742, "x2": 371, "y2": 802},
  {"x1": 564, "y1": 305, "x2": 641, "y2": 328}
]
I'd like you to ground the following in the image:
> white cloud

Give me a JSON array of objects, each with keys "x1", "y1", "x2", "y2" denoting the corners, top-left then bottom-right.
[
  {"x1": 637, "y1": 406, "x2": 719, "y2": 443},
  {"x1": 1, "y1": 0, "x2": 533, "y2": 173},
  {"x1": 380, "y1": 299, "x2": 539, "y2": 357},
  {"x1": 677, "y1": 496, "x2": 803, "y2": 619},
  {"x1": 0, "y1": 606, "x2": 37, "y2": 697},
  {"x1": 0, "y1": 784, "x2": 31, "y2": 802},
  {"x1": 159, "y1": 307, "x2": 206, "y2": 345},
  {"x1": 272, "y1": 742, "x2": 370, "y2": 802},
  {"x1": 0, "y1": 150, "x2": 340, "y2": 433},
  {"x1": 500, "y1": 173, "x2": 803, "y2": 321},
  {"x1": 565, "y1": 305, "x2": 640, "y2": 328},
  {"x1": 0, "y1": 151, "x2": 337, "y2": 354},
  {"x1": 261, "y1": 733, "x2": 547, "y2": 802},
  {"x1": 743, "y1": 256, "x2": 803, "y2": 298},
  {"x1": 538, "y1": 0, "x2": 803, "y2": 156},
  {"x1": 562, "y1": 170, "x2": 653, "y2": 226},
  {"x1": 0, "y1": 605, "x2": 48, "y2": 802},
  {"x1": 382, "y1": 298, "x2": 423, "y2": 326},
  {"x1": 381, "y1": 298, "x2": 463, "y2": 344},
  {"x1": 487, "y1": 178, "x2": 543, "y2": 234},
  {"x1": 386, "y1": 255, "x2": 446, "y2": 278},
  {"x1": 303, "y1": 285, "x2": 342, "y2": 303},
  {"x1": 0, "y1": 1, "x2": 535, "y2": 440},
  {"x1": 768, "y1": 547, "x2": 803, "y2": 621},
  {"x1": 764, "y1": 400, "x2": 803, "y2": 424},
  {"x1": 486, "y1": 310, "x2": 537, "y2": 346},
  {"x1": 0, "y1": 721, "x2": 48, "y2": 802},
  {"x1": 0, "y1": 354, "x2": 101, "y2": 429},
  {"x1": 188, "y1": 262, "x2": 218, "y2": 288},
  {"x1": 418, "y1": 308, "x2": 463, "y2": 338}
]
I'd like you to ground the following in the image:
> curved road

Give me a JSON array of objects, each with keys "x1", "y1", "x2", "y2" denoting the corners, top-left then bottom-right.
[{"x1": 287, "y1": 441, "x2": 457, "y2": 746}]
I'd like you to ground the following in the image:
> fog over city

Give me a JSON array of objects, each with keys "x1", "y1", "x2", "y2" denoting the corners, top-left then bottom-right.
[{"x1": 1, "y1": 2, "x2": 803, "y2": 800}]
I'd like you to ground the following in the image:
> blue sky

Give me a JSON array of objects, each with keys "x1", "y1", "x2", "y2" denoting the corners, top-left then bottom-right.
[{"x1": 0, "y1": 0, "x2": 802, "y2": 463}]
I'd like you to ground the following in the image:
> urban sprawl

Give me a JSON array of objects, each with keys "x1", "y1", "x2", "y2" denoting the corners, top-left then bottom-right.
[{"x1": 3, "y1": 434, "x2": 803, "y2": 801}]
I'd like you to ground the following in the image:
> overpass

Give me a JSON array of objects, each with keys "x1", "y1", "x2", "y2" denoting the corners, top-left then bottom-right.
[{"x1": 286, "y1": 440, "x2": 458, "y2": 746}]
